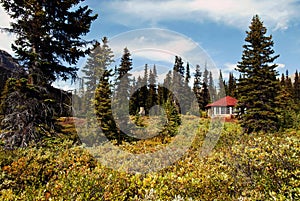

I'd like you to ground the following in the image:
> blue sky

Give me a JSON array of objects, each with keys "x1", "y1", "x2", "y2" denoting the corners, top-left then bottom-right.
[{"x1": 1, "y1": 0, "x2": 300, "y2": 89}]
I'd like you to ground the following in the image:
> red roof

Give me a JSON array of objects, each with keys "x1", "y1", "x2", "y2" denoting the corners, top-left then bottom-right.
[{"x1": 206, "y1": 96, "x2": 238, "y2": 107}]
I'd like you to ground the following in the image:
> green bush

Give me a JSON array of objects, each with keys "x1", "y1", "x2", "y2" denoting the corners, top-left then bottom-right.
[{"x1": 0, "y1": 120, "x2": 299, "y2": 200}]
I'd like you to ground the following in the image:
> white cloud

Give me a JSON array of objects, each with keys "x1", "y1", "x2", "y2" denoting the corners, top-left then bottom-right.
[
  {"x1": 109, "y1": 28, "x2": 218, "y2": 74},
  {"x1": 0, "y1": 33, "x2": 14, "y2": 54},
  {"x1": 0, "y1": 6, "x2": 15, "y2": 54},
  {"x1": 224, "y1": 63, "x2": 237, "y2": 71},
  {"x1": 104, "y1": 0, "x2": 300, "y2": 31},
  {"x1": 276, "y1": 63, "x2": 286, "y2": 69},
  {"x1": 0, "y1": 6, "x2": 11, "y2": 28}
]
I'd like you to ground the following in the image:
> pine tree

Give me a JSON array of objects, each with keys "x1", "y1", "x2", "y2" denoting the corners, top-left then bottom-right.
[
  {"x1": 82, "y1": 37, "x2": 114, "y2": 94},
  {"x1": 193, "y1": 64, "x2": 203, "y2": 110},
  {"x1": 172, "y1": 56, "x2": 186, "y2": 113},
  {"x1": 200, "y1": 66, "x2": 211, "y2": 109},
  {"x1": 159, "y1": 70, "x2": 173, "y2": 104},
  {"x1": 284, "y1": 70, "x2": 293, "y2": 95},
  {"x1": 182, "y1": 62, "x2": 192, "y2": 114},
  {"x1": 173, "y1": 56, "x2": 185, "y2": 77},
  {"x1": 158, "y1": 69, "x2": 181, "y2": 138},
  {"x1": 227, "y1": 73, "x2": 236, "y2": 97},
  {"x1": 0, "y1": 0, "x2": 97, "y2": 147},
  {"x1": 201, "y1": 82, "x2": 210, "y2": 110},
  {"x1": 185, "y1": 62, "x2": 191, "y2": 84},
  {"x1": 217, "y1": 70, "x2": 226, "y2": 99},
  {"x1": 139, "y1": 64, "x2": 149, "y2": 113},
  {"x1": 146, "y1": 66, "x2": 158, "y2": 114},
  {"x1": 82, "y1": 37, "x2": 114, "y2": 119},
  {"x1": 235, "y1": 15, "x2": 280, "y2": 133},
  {"x1": 203, "y1": 66, "x2": 209, "y2": 85},
  {"x1": 94, "y1": 69, "x2": 118, "y2": 143},
  {"x1": 276, "y1": 71, "x2": 295, "y2": 129},
  {"x1": 114, "y1": 47, "x2": 133, "y2": 143},
  {"x1": 0, "y1": 0, "x2": 97, "y2": 84},
  {"x1": 293, "y1": 70, "x2": 300, "y2": 104},
  {"x1": 208, "y1": 71, "x2": 216, "y2": 102}
]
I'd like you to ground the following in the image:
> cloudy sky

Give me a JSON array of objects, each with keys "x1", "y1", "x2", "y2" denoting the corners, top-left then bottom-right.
[{"x1": 1, "y1": 0, "x2": 300, "y2": 89}]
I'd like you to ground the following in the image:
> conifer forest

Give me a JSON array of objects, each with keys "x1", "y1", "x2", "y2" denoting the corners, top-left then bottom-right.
[{"x1": 0, "y1": 1, "x2": 299, "y2": 200}]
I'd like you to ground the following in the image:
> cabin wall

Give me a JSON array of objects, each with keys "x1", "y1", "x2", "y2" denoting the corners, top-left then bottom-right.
[{"x1": 207, "y1": 106, "x2": 235, "y2": 117}]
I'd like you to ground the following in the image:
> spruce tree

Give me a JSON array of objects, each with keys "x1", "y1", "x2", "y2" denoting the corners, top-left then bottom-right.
[
  {"x1": 94, "y1": 69, "x2": 118, "y2": 143},
  {"x1": 182, "y1": 62, "x2": 192, "y2": 114},
  {"x1": 0, "y1": 0, "x2": 97, "y2": 147},
  {"x1": 208, "y1": 71, "x2": 216, "y2": 101},
  {"x1": 173, "y1": 56, "x2": 185, "y2": 77},
  {"x1": 114, "y1": 47, "x2": 133, "y2": 143},
  {"x1": 193, "y1": 64, "x2": 203, "y2": 110},
  {"x1": 235, "y1": 15, "x2": 280, "y2": 133},
  {"x1": 203, "y1": 66, "x2": 209, "y2": 85},
  {"x1": 146, "y1": 66, "x2": 158, "y2": 114},
  {"x1": 82, "y1": 37, "x2": 114, "y2": 94},
  {"x1": 280, "y1": 73, "x2": 285, "y2": 86},
  {"x1": 82, "y1": 37, "x2": 114, "y2": 118},
  {"x1": 201, "y1": 82, "x2": 210, "y2": 110},
  {"x1": 0, "y1": 0, "x2": 97, "y2": 84},
  {"x1": 293, "y1": 70, "x2": 300, "y2": 104},
  {"x1": 185, "y1": 62, "x2": 191, "y2": 84},
  {"x1": 217, "y1": 70, "x2": 226, "y2": 99},
  {"x1": 276, "y1": 71, "x2": 295, "y2": 129},
  {"x1": 160, "y1": 70, "x2": 173, "y2": 104},
  {"x1": 172, "y1": 56, "x2": 186, "y2": 113},
  {"x1": 227, "y1": 73, "x2": 236, "y2": 97},
  {"x1": 284, "y1": 70, "x2": 293, "y2": 95},
  {"x1": 139, "y1": 64, "x2": 149, "y2": 113}
]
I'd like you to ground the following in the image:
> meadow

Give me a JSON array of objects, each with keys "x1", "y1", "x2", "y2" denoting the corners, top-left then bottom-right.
[{"x1": 0, "y1": 117, "x2": 299, "y2": 200}]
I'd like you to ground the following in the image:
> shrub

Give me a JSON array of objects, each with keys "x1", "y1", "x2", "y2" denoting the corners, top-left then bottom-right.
[{"x1": 0, "y1": 120, "x2": 299, "y2": 200}]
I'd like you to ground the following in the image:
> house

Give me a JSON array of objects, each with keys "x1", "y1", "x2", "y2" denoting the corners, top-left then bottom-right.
[{"x1": 206, "y1": 96, "x2": 238, "y2": 118}]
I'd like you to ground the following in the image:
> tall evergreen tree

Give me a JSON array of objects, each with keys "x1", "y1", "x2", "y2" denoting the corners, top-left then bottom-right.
[
  {"x1": 284, "y1": 70, "x2": 293, "y2": 95},
  {"x1": 82, "y1": 37, "x2": 114, "y2": 93},
  {"x1": 158, "y1": 70, "x2": 172, "y2": 106},
  {"x1": 276, "y1": 70, "x2": 295, "y2": 129},
  {"x1": 114, "y1": 47, "x2": 133, "y2": 143},
  {"x1": 235, "y1": 15, "x2": 280, "y2": 133},
  {"x1": 172, "y1": 56, "x2": 187, "y2": 113},
  {"x1": 182, "y1": 62, "x2": 192, "y2": 114},
  {"x1": 95, "y1": 69, "x2": 118, "y2": 143},
  {"x1": 200, "y1": 66, "x2": 211, "y2": 109},
  {"x1": 227, "y1": 72, "x2": 236, "y2": 97},
  {"x1": 217, "y1": 70, "x2": 226, "y2": 99},
  {"x1": 201, "y1": 82, "x2": 210, "y2": 110},
  {"x1": 280, "y1": 73, "x2": 285, "y2": 87},
  {"x1": 147, "y1": 66, "x2": 158, "y2": 114},
  {"x1": 139, "y1": 64, "x2": 149, "y2": 112},
  {"x1": 293, "y1": 70, "x2": 300, "y2": 104},
  {"x1": 82, "y1": 37, "x2": 114, "y2": 118},
  {"x1": 185, "y1": 62, "x2": 191, "y2": 85},
  {"x1": 173, "y1": 56, "x2": 185, "y2": 77},
  {"x1": 203, "y1": 66, "x2": 209, "y2": 85},
  {"x1": 208, "y1": 71, "x2": 216, "y2": 101},
  {"x1": 0, "y1": 0, "x2": 97, "y2": 147},
  {"x1": 193, "y1": 64, "x2": 203, "y2": 110},
  {"x1": 0, "y1": 0, "x2": 98, "y2": 84}
]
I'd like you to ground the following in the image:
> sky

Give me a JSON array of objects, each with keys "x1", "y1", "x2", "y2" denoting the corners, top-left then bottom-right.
[{"x1": 1, "y1": 0, "x2": 300, "y2": 90}]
